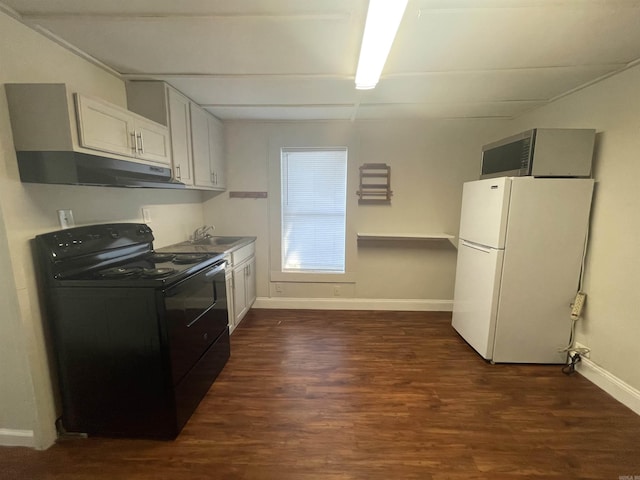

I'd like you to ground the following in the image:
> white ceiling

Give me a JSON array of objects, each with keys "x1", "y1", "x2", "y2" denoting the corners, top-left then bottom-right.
[{"x1": 4, "y1": 0, "x2": 640, "y2": 121}]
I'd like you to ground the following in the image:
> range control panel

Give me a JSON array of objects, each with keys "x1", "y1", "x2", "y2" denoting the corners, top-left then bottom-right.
[{"x1": 36, "y1": 223, "x2": 154, "y2": 260}]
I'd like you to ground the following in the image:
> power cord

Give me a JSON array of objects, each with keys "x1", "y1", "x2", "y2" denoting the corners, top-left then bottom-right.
[
  {"x1": 562, "y1": 352, "x2": 581, "y2": 375},
  {"x1": 559, "y1": 202, "x2": 592, "y2": 374}
]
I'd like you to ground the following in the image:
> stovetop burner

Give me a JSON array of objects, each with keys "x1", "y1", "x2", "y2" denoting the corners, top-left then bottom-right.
[
  {"x1": 149, "y1": 253, "x2": 176, "y2": 263},
  {"x1": 173, "y1": 253, "x2": 210, "y2": 264},
  {"x1": 99, "y1": 266, "x2": 144, "y2": 278},
  {"x1": 98, "y1": 266, "x2": 179, "y2": 280},
  {"x1": 141, "y1": 267, "x2": 177, "y2": 278}
]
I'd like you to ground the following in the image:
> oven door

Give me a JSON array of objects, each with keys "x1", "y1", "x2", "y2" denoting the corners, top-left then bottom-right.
[{"x1": 163, "y1": 261, "x2": 228, "y2": 385}]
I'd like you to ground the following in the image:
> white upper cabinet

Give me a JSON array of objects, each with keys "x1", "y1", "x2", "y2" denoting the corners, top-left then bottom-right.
[
  {"x1": 166, "y1": 88, "x2": 194, "y2": 185},
  {"x1": 134, "y1": 115, "x2": 173, "y2": 165},
  {"x1": 191, "y1": 104, "x2": 226, "y2": 190},
  {"x1": 75, "y1": 95, "x2": 135, "y2": 157},
  {"x1": 208, "y1": 114, "x2": 225, "y2": 190},
  {"x1": 76, "y1": 94, "x2": 171, "y2": 166},
  {"x1": 127, "y1": 81, "x2": 226, "y2": 191},
  {"x1": 5, "y1": 83, "x2": 171, "y2": 168},
  {"x1": 190, "y1": 103, "x2": 214, "y2": 188}
]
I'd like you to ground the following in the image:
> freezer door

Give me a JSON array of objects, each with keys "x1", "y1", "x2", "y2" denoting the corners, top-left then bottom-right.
[
  {"x1": 459, "y1": 177, "x2": 512, "y2": 249},
  {"x1": 452, "y1": 240, "x2": 504, "y2": 360}
]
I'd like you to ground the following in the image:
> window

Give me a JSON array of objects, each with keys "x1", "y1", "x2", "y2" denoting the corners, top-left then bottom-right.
[{"x1": 281, "y1": 148, "x2": 347, "y2": 273}]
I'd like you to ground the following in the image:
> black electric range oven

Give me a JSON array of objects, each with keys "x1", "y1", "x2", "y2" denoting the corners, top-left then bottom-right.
[{"x1": 35, "y1": 223, "x2": 230, "y2": 439}]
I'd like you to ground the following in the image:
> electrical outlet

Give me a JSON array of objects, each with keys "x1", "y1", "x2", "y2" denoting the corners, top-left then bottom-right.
[
  {"x1": 574, "y1": 342, "x2": 591, "y2": 358},
  {"x1": 275, "y1": 283, "x2": 283, "y2": 293},
  {"x1": 57, "y1": 209, "x2": 75, "y2": 229},
  {"x1": 142, "y1": 207, "x2": 152, "y2": 223},
  {"x1": 333, "y1": 285, "x2": 341, "y2": 296}
]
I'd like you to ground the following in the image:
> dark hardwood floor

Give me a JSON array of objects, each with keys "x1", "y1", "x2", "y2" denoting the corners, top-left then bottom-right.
[{"x1": 2, "y1": 309, "x2": 639, "y2": 479}]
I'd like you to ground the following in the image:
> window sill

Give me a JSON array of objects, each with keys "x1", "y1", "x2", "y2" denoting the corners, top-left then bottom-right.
[{"x1": 270, "y1": 270, "x2": 356, "y2": 283}]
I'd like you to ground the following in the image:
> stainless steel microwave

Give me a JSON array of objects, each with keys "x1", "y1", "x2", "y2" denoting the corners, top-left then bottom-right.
[{"x1": 480, "y1": 128, "x2": 595, "y2": 179}]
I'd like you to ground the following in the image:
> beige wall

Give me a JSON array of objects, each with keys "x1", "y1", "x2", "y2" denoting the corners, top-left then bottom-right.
[
  {"x1": 203, "y1": 119, "x2": 505, "y2": 302},
  {"x1": 507, "y1": 65, "x2": 640, "y2": 392},
  {"x1": 0, "y1": 205, "x2": 36, "y2": 436},
  {"x1": 0, "y1": 11, "x2": 206, "y2": 448}
]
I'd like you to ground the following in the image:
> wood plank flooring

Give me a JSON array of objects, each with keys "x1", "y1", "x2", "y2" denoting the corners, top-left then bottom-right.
[{"x1": 1, "y1": 309, "x2": 639, "y2": 479}]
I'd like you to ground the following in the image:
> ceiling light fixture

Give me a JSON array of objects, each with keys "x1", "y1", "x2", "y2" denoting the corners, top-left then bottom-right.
[{"x1": 355, "y1": 0, "x2": 408, "y2": 90}]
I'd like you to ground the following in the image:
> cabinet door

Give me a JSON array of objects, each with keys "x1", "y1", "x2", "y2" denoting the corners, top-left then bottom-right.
[
  {"x1": 208, "y1": 114, "x2": 226, "y2": 190},
  {"x1": 167, "y1": 89, "x2": 193, "y2": 185},
  {"x1": 75, "y1": 94, "x2": 134, "y2": 157},
  {"x1": 225, "y1": 271, "x2": 236, "y2": 334},
  {"x1": 233, "y1": 266, "x2": 248, "y2": 327},
  {"x1": 245, "y1": 257, "x2": 256, "y2": 309},
  {"x1": 134, "y1": 117, "x2": 171, "y2": 166},
  {"x1": 191, "y1": 105, "x2": 215, "y2": 188}
]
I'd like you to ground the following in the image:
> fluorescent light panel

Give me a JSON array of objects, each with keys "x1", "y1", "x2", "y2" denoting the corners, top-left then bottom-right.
[{"x1": 355, "y1": 0, "x2": 408, "y2": 90}]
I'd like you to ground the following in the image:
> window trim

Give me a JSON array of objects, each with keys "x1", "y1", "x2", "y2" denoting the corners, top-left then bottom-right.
[
  {"x1": 267, "y1": 129, "x2": 358, "y2": 285},
  {"x1": 280, "y1": 147, "x2": 348, "y2": 274}
]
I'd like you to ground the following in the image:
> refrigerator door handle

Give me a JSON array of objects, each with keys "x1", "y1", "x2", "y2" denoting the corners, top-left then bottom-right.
[{"x1": 461, "y1": 240, "x2": 494, "y2": 254}]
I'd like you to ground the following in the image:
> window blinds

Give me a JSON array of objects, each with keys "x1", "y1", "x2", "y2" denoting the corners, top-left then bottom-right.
[{"x1": 281, "y1": 148, "x2": 347, "y2": 273}]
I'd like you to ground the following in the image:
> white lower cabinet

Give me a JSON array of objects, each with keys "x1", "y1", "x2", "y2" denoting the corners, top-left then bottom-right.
[
  {"x1": 224, "y1": 254, "x2": 236, "y2": 333},
  {"x1": 228, "y1": 242, "x2": 256, "y2": 333}
]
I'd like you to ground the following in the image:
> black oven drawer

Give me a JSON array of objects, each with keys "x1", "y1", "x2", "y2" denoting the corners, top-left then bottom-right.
[
  {"x1": 164, "y1": 262, "x2": 228, "y2": 384},
  {"x1": 174, "y1": 328, "x2": 230, "y2": 431},
  {"x1": 166, "y1": 304, "x2": 227, "y2": 384}
]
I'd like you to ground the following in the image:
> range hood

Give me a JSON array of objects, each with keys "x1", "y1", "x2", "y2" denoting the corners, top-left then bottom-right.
[{"x1": 16, "y1": 151, "x2": 185, "y2": 189}]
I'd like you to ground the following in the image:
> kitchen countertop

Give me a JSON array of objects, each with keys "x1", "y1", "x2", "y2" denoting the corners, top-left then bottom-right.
[{"x1": 156, "y1": 236, "x2": 256, "y2": 255}]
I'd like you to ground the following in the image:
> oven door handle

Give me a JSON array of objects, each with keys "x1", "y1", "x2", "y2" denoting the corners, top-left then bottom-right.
[
  {"x1": 204, "y1": 262, "x2": 226, "y2": 278},
  {"x1": 186, "y1": 304, "x2": 214, "y2": 329}
]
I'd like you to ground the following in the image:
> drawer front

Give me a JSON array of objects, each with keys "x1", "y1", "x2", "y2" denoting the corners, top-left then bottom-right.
[{"x1": 231, "y1": 242, "x2": 255, "y2": 266}]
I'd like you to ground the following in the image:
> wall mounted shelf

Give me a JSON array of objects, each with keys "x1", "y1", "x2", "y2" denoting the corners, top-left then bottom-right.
[
  {"x1": 357, "y1": 233, "x2": 457, "y2": 248},
  {"x1": 357, "y1": 163, "x2": 392, "y2": 204},
  {"x1": 229, "y1": 191, "x2": 268, "y2": 199}
]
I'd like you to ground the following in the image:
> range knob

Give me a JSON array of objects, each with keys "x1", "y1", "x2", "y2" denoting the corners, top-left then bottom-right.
[{"x1": 110, "y1": 231, "x2": 120, "y2": 239}]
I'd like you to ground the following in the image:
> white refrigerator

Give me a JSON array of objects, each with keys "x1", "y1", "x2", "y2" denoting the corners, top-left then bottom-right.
[{"x1": 451, "y1": 176, "x2": 594, "y2": 363}]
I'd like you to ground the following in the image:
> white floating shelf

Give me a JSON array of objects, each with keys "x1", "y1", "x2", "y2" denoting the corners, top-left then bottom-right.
[{"x1": 357, "y1": 233, "x2": 457, "y2": 247}]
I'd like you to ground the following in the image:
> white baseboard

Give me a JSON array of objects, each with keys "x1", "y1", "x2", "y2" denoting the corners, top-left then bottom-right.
[
  {"x1": 253, "y1": 297, "x2": 453, "y2": 311},
  {"x1": 577, "y1": 356, "x2": 640, "y2": 416},
  {"x1": 0, "y1": 428, "x2": 35, "y2": 448}
]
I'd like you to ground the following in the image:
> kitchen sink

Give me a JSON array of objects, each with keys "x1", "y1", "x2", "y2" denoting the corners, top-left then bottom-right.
[{"x1": 191, "y1": 236, "x2": 243, "y2": 246}]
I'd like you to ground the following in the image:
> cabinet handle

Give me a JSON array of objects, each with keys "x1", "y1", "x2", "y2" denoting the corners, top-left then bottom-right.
[
  {"x1": 136, "y1": 132, "x2": 144, "y2": 154},
  {"x1": 211, "y1": 172, "x2": 215, "y2": 184},
  {"x1": 176, "y1": 165, "x2": 181, "y2": 180},
  {"x1": 130, "y1": 131, "x2": 137, "y2": 153}
]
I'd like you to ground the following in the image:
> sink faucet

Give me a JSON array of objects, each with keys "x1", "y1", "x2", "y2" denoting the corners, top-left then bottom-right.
[{"x1": 191, "y1": 225, "x2": 215, "y2": 242}]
